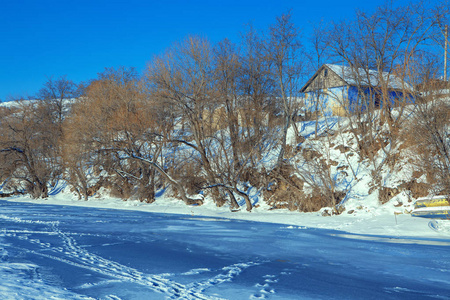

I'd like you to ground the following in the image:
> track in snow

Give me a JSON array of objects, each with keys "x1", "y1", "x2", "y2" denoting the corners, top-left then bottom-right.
[
  {"x1": 1, "y1": 201, "x2": 450, "y2": 299},
  {"x1": 1, "y1": 214, "x2": 263, "y2": 299}
]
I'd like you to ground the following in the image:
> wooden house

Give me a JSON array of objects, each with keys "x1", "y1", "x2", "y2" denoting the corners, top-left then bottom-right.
[{"x1": 300, "y1": 64, "x2": 413, "y2": 116}]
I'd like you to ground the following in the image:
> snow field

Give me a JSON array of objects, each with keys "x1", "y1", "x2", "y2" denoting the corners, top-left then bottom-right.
[{"x1": 1, "y1": 199, "x2": 449, "y2": 299}]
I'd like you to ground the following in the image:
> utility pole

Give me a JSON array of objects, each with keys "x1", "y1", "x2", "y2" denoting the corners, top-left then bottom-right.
[{"x1": 445, "y1": 24, "x2": 448, "y2": 82}]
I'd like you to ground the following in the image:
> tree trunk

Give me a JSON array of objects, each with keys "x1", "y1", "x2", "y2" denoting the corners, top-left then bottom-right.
[
  {"x1": 226, "y1": 188, "x2": 240, "y2": 210},
  {"x1": 277, "y1": 112, "x2": 291, "y2": 166},
  {"x1": 131, "y1": 155, "x2": 203, "y2": 206},
  {"x1": 31, "y1": 180, "x2": 48, "y2": 199},
  {"x1": 233, "y1": 187, "x2": 252, "y2": 211}
]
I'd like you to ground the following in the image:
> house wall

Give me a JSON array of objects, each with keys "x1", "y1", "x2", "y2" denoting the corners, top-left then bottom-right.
[
  {"x1": 347, "y1": 86, "x2": 414, "y2": 113},
  {"x1": 304, "y1": 86, "x2": 348, "y2": 117},
  {"x1": 202, "y1": 106, "x2": 270, "y2": 133},
  {"x1": 303, "y1": 67, "x2": 347, "y2": 93}
]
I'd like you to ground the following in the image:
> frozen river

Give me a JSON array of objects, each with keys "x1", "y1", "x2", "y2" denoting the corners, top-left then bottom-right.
[{"x1": 0, "y1": 200, "x2": 449, "y2": 299}]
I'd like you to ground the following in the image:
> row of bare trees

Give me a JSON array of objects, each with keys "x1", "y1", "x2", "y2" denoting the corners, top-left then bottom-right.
[
  {"x1": 0, "y1": 1, "x2": 448, "y2": 211},
  {"x1": 0, "y1": 13, "x2": 303, "y2": 211}
]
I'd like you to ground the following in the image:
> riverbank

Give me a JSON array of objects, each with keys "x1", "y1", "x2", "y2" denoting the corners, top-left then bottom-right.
[{"x1": 2, "y1": 189, "x2": 446, "y2": 240}]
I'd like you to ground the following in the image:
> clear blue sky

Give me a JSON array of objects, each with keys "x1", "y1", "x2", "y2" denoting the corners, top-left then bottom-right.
[{"x1": 0, "y1": 0, "x2": 408, "y2": 101}]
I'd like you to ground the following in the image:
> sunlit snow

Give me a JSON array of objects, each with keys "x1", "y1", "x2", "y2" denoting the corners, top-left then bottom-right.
[{"x1": 1, "y1": 199, "x2": 449, "y2": 299}]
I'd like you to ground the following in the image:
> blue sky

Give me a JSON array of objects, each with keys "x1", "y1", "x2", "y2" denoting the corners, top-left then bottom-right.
[{"x1": 0, "y1": 0, "x2": 407, "y2": 101}]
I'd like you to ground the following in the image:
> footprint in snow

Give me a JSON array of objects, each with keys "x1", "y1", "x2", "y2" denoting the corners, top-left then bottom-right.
[
  {"x1": 250, "y1": 293, "x2": 267, "y2": 299},
  {"x1": 251, "y1": 274, "x2": 278, "y2": 299}
]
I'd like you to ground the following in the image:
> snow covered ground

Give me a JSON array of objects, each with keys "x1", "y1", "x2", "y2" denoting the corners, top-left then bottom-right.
[
  {"x1": 3, "y1": 189, "x2": 446, "y2": 239},
  {"x1": 1, "y1": 193, "x2": 450, "y2": 299}
]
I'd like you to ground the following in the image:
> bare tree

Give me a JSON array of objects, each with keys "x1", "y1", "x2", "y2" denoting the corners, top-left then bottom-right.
[
  {"x1": 146, "y1": 36, "x2": 230, "y2": 206},
  {"x1": 429, "y1": 0, "x2": 450, "y2": 81},
  {"x1": 64, "y1": 67, "x2": 202, "y2": 204},
  {"x1": 239, "y1": 26, "x2": 278, "y2": 162},
  {"x1": 267, "y1": 12, "x2": 305, "y2": 166},
  {"x1": 412, "y1": 93, "x2": 450, "y2": 195},
  {"x1": 405, "y1": 58, "x2": 450, "y2": 195},
  {"x1": 308, "y1": 21, "x2": 332, "y2": 136},
  {"x1": 37, "y1": 75, "x2": 79, "y2": 134},
  {"x1": 211, "y1": 39, "x2": 244, "y2": 209},
  {"x1": 0, "y1": 99, "x2": 60, "y2": 198},
  {"x1": 214, "y1": 39, "x2": 242, "y2": 173}
]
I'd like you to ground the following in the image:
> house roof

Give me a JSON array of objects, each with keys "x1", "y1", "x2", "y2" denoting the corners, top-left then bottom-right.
[{"x1": 301, "y1": 64, "x2": 412, "y2": 92}]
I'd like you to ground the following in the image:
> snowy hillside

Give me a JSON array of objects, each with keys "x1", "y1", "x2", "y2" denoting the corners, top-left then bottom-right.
[{"x1": 0, "y1": 97, "x2": 448, "y2": 218}]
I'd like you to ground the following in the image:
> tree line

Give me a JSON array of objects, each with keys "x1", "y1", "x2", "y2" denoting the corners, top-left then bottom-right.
[{"x1": 0, "y1": 1, "x2": 449, "y2": 212}]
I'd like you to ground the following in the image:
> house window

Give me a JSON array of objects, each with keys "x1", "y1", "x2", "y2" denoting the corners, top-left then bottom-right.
[
  {"x1": 374, "y1": 94, "x2": 381, "y2": 108},
  {"x1": 324, "y1": 69, "x2": 328, "y2": 77}
]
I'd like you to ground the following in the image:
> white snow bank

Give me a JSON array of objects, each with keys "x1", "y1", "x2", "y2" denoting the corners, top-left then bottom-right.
[{"x1": 2, "y1": 189, "x2": 446, "y2": 240}]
